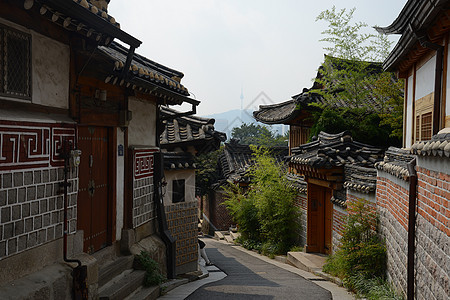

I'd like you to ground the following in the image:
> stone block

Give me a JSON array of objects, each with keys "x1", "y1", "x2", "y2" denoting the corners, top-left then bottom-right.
[
  {"x1": 43, "y1": 213, "x2": 51, "y2": 227},
  {"x1": 34, "y1": 170, "x2": 42, "y2": 184},
  {"x1": 120, "y1": 229, "x2": 135, "y2": 254},
  {"x1": 45, "y1": 184, "x2": 53, "y2": 198},
  {"x1": 0, "y1": 190, "x2": 6, "y2": 206},
  {"x1": 12, "y1": 205, "x2": 21, "y2": 221},
  {"x1": 2, "y1": 206, "x2": 11, "y2": 223},
  {"x1": 38, "y1": 229, "x2": 46, "y2": 244},
  {"x1": 50, "y1": 169, "x2": 57, "y2": 182},
  {"x1": 2, "y1": 173, "x2": 12, "y2": 188},
  {"x1": 25, "y1": 217, "x2": 33, "y2": 232},
  {"x1": 17, "y1": 187, "x2": 26, "y2": 203},
  {"x1": 28, "y1": 232, "x2": 37, "y2": 247},
  {"x1": 48, "y1": 197, "x2": 56, "y2": 211},
  {"x1": 31, "y1": 201, "x2": 39, "y2": 216},
  {"x1": 13, "y1": 172, "x2": 23, "y2": 187},
  {"x1": 47, "y1": 226, "x2": 55, "y2": 241},
  {"x1": 22, "y1": 203, "x2": 30, "y2": 218},
  {"x1": 4, "y1": 223, "x2": 13, "y2": 239},
  {"x1": 24, "y1": 171, "x2": 33, "y2": 185},
  {"x1": 8, "y1": 238, "x2": 17, "y2": 255},
  {"x1": 0, "y1": 241, "x2": 6, "y2": 258},
  {"x1": 56, "y1": 196, "x2": 63, "y2": 209},
  {"x1": 8, "y1": 189, "x2": 17, "y2": 205},
  {"x1": 54, "y1": 183, "x2": 61, "y2": 195},
  {"x1": 15, "y1": 220, "x2": 24, "y2": 236},
  {"x1": 55, "y1": 224, "x2": 63, "y2": 238},
  {"x1": 42, "y1": 169, "x2": 49, "y2": 183},
  {"x1": 17, "y1": 235, "x2": 27, "y2": 252},
  {"x1": 34, "y1": 216, "x2": 42, "y2": 230},
  {"x1": 37, "y1": 185, "x2": 45, "y2": 199},
  {"x1": 27, "y1": 186, "x2": 36, "y2": 201},
  {"x1": 40, "y1": 199, "x2": 48, "y2": 213}
]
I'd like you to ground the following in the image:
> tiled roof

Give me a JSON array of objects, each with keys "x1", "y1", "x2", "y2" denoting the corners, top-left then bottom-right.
[
  {"x1": 160, "y1": 106, "x2": 226, "y2": 153},
  {"x1": 290, "y1": 131, "x2": 384, "y2": 169},
  {"x1": 29, "y1": 0, "x2": 140, "y2": 47},
  {"x1": 375, "y1": 147, "x2": 413, "y2": 180},
  {"x1": 285, "y1": 173, "x2": 307, "y2": 193},
  {"x1": 343, "y1": 165, "x2": 377, "y2": 193},
  {"x1": 98, "y1": 42, "x2": 194, "y2": 104},
  {"x1": 219, "y1": 141, "x2": 288, "y2": 182},
  {"x1": 410, "y1": 130, "x2": 450, "y2": 157},
  {"x1": 163, "y1": 152, "x2": 195, "y2": 170}
]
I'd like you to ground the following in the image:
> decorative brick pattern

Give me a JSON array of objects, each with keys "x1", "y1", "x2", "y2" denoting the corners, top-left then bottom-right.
[
  {"x1": 0, "y1": 167, "x2": 78, "y2": 259},
  {"x1": 131, "y1": 148, "x2": 158, "y2": 228},
  {"x1": 132, "y1": 176, "x2": 155, "y2": 228},
  {"x1": 165, "y1": 201, "x2": 198, "y2": 267}
]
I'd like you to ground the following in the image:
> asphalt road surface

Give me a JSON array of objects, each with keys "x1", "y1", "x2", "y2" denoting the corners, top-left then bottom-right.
[{"x1": 187, "y1": 238, "x2": 332, "y2": 300}]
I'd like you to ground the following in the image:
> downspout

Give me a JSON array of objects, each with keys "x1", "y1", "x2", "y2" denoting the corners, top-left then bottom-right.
[
  {"x1": 406, "y1": 158, "x2": 417, "y2": 300},
  {"x1": 60, "y1": 139, "x2": 87, "y2": 299},
  {"x1": 154, "y1": 105, "x2": 177, "y2": 279}
]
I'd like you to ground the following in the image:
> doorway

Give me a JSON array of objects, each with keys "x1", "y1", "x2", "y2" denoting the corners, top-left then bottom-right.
[
  {"x1": 307, "y1": 183, "x2": 332, "y2": 254},
  {"x1": 77, "y1": 126, "x2": 110, "y2": 253}
]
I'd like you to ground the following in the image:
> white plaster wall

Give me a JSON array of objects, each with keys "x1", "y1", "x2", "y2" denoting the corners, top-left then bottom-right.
[
  {"x1": 415, "y1": 55, "x2": 436, "y2": 101},
  {"x1": 116, "y1": 129, "x2": 125, "y2": 241},
  {"x1": 32, "y1": 32, "x2": 69, "y2": 109},
  {"x1": 128, "y1": 97, "x2": 156, "y2": 146},
  {"x1": 162, "y1": 169, "x2": 196, "y2": 206},
  {"x1": 406, "y1": 75, "x2": 414, "y2": 148},
  {"x1": 0, "y1": 18, "x2": 69, "y2": 109}
]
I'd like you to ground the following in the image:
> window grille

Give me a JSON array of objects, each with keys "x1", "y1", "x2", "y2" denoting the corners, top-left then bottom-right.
[
  {"x1": 172, "y1": 179, "x2": 186, "y2": 203},
  {"x1": 0, "y1": 24, "x2": 31, "y2": 99}
]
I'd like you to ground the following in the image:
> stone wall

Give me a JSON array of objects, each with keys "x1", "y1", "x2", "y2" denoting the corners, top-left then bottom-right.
[
  {"x1": 165, "y1": 201, "x2": 198, "y2": 274},
  {"x1": 0, "y1": 121, "x2": 77, "y2": 261}
]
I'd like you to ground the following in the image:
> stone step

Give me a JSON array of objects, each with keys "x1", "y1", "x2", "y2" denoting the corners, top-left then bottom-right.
[
  {"x1": 224, "y1": 235, "x2": 234, "y2": 244},
  {"x1": 229, "y1": 231, "x2": 241, "y2": 240},
  {"x1": 98, "y1": 255, "x2": 135, "y2": 289},
  {"x1": 123, "y1": 285, "x2": 160, "y2": 300},
  {"x1": 214, "y1": 231, "x2": 225, "y2": 240},
  {"x1": 99, "y1": 269, "x2": 145, "y2": 300},
  {"x1": 286, "y1": 252, "x2": 326, "y2": 273}
]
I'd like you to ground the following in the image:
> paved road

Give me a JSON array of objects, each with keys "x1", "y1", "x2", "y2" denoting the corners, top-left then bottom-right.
[{"x1": 186, "y1": 238, "x2": 332, "y2": 300}]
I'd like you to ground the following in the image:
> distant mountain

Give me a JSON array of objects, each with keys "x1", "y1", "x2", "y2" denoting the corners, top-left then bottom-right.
[{"x1": 202, "y1": 109, "x2": 287, "y2": 140}]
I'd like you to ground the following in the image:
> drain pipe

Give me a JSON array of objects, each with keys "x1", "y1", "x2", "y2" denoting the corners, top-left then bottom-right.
[
  {"x1": 60, "y1": 139, "x2": 87, "y2": 299},
  {"x1": 406, "y1": 158, "x2": 417, "y2": 300}
]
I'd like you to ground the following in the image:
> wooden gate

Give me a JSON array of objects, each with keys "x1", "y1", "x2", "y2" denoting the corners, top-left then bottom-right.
[
  {"x1": 307, "y1": 184, "x2": 332, "y2": 254},
  {"x1": 77, "y1": 126, "x2": 110, "y2": 253}
]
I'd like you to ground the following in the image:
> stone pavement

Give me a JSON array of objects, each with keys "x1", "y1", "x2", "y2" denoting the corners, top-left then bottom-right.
[{"x1": 160, "y1": 237, "x2": 354, "y2": 299}]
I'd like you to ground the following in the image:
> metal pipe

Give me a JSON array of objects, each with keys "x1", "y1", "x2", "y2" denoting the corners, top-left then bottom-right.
[{"x1": 406, "y1": 158, "x2": 417, "y2": 300}]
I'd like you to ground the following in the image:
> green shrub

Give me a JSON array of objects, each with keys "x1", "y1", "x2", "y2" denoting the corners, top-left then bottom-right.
[
  {"x1": 223, "y1": 146, "x2": 301, "y2": 256},
  {"x1": 136, "y1": 251, "x2": 166, "y2": 287}
]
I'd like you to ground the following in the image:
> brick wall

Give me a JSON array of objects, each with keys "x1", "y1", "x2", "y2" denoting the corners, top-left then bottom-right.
[
  {"x1": 376, "y1": 172, "x2": 409, "y2": 295},
  {"x1": 0, "y1": 121, "x2": 77, "y2": 260},
  {"x1": 165, "y1": 201, "x2": 198, "y2": 271},
  {"x1": 210, "y1": 190, "x2": 233, "y2": 231},
  {"x1": 131, "y1": 148, "x2": 158, "y2": 228}
]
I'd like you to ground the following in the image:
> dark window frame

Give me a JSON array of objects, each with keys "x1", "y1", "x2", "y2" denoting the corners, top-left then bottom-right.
[
  {"x1": 0, "y1": 23, "x2": 32, "y2": 100},
  {"x1": 172, "y1": 179, "x2": 185, "y2": 203}
]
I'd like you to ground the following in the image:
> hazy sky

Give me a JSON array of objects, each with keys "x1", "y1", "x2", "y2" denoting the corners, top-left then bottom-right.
[{"x1": 108, "y1": 0, "x2": 408, "y2": 116}]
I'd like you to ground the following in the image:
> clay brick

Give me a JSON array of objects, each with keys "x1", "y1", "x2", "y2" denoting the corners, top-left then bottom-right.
[
  {"x1": 1, "y1": 206, "x2": 11, "y2": 223},
  {"x1": 17, "y1": 187, "x2": 26, "y2": 203},
  {"x1": 12, "y1": 205, "x2": 21, "y2": 221},
  {"x1": 3, "y1": 223, "x2": 13, "y2": 239},
  {"x1": 7, "y1": 238, "x2": 17, "y2": 255},
  {"x1": 25, "y1": 217, "x2": 33, "y2": 232},
  {"x1": 7, "y1": 189, "x2": 17, "y2": 205},
  {"x1": 34, "y1": 216, "x2": 42, "y2": 230},
  {"x1": 42, "y1": 169, "x2": 49, "y2": 183},
  {"x1": 27, "y1": 186, "x2": 36, "y2": 201},
  {"x1": 24, "y1": 171, "x2": 33, "y2": 185},
  {"x1": 14, "y1": 220, "x2": 24, "y2": 236},
  {"x1": 13, "y1": 172, "x2": 23, "y2": 187},
  {"x1": 37, "y1": 184, "x2": 45, "y2": 199},
  {"x1": 28, "y1": 232, "x2": 37, "y2": 247},
  {"x1": 2, "y1": 173, "x2": 12, "y2": 188},
  {"x1": 0, "y1": 190, "x2": 6, "y2": 206},
  {"x1": 34, "y1": 170, "x2": 42, "y2": 184},
  {"x1": 18, "y1": 235, "x2": 27, "y2": 251}
]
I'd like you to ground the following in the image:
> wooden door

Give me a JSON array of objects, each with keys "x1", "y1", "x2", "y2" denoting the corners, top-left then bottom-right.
[
  {"x1": 77, "y1": 126, "x2": 109, "y2": 253},
  {"x1": 307, "y1": 184, "x2": 333, "y2": 254}
]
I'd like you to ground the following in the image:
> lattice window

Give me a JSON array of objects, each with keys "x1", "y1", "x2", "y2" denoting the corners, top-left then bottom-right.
[
  {"x1": 172, "y1": 179, "x2": 185, "y2": 203},
  {"x1": 0, "y1": 24, "x2": 31, "y2": 99},
  {"x1": 414, "y1": 93, "x2": 434, "y2": 142}
]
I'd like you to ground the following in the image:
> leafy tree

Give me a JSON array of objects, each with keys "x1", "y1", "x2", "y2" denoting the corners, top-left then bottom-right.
[
  {"x1": 223, "y1": 146, "x2": 300, "y2": 255},
  {"x1": 194, "y1": 148, "x2": 223, "y2": 197},
  {"x1": 312, "y1": 6, "x2": 404, "y2": 146},
  {"x1": 231, "y1": 123, "x2": 287, "y2": 147}
]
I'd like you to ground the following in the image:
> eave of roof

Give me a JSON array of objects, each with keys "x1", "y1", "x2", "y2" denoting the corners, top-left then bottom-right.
[
  {"x1": 34, "y1": 0, "x2": 141, "y2": 47},
  {"x1": 375, "y1": 0, "x2": 449, "y2": 71}
]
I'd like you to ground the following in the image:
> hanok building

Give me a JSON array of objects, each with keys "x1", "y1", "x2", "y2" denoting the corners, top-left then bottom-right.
[
  {"x1": 375, "y1": 0, "x2": 450, "y2": 298},
  {"x1": 0, "y1": 0, "x2": 200, "y2": 298},
  {"x1": 159, "y1": 106, "x2": 226, "y2": 274},
  {"x1": 289, "y1": 131, "x2": 384, "y2": 254}
]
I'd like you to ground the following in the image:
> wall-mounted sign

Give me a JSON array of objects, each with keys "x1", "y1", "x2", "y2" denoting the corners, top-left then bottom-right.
[{"x1": 118, "y1": 144, "x2": 124, "y2": 156}]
